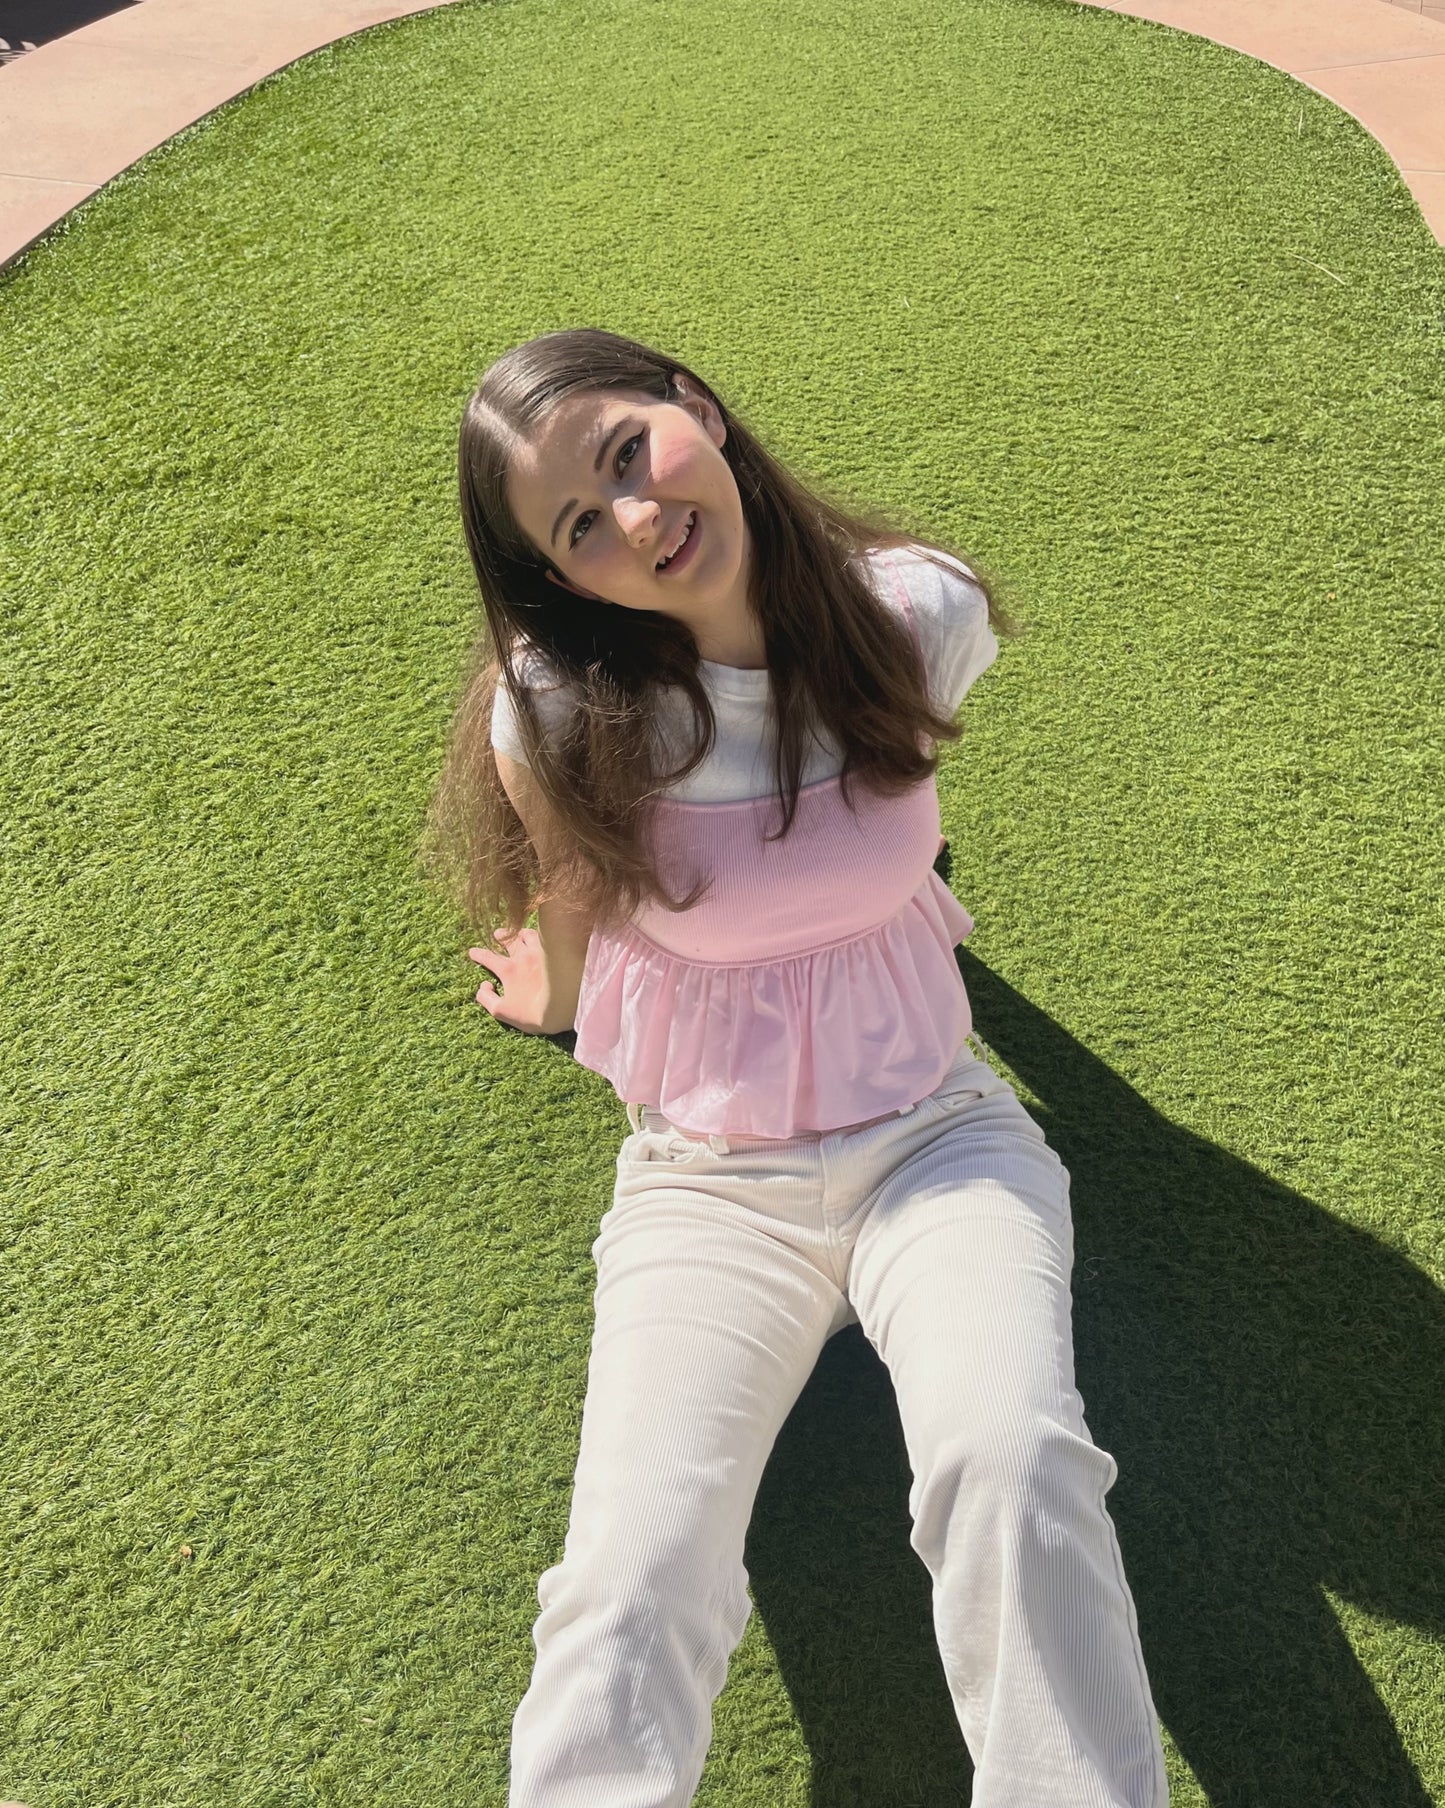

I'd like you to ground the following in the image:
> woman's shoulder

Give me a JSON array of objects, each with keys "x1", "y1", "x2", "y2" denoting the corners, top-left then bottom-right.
[
  {"x1": 864, "y1": 538, "x2": 981, "y2": 594},
  {"x1": 490, "y1": 639, "x2": 580, "y2": 764},
  {"x1": 500, "y1": 637, "x2": 573, "y2": 692},
  {"x1": 860, "y1": 541, "x2": 997, "y2": 713},
  {"x1": 860, "y1": 541, "x2": 987, "y2": 630}
]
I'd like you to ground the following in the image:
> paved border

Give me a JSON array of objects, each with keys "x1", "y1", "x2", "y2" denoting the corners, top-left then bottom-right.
[
  {"x1": 0, "y1": 0, "x2": 469, "y2": 276},
  {"x1": 1076, "y1": 0, "x2": 1445, "y2": 240},
  {"x1": 1, "y1": 0, "x2": 1442, "y2": 278}
]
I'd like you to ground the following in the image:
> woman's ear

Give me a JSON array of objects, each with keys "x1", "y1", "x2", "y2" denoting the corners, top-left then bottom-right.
[{"x1": 672, "y1": 371, "x2": 725, "y2": 452}]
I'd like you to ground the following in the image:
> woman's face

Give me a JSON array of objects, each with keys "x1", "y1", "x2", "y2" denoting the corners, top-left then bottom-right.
[{"x1": 505, "y1": 375, "x2": 751, "y2": 621}]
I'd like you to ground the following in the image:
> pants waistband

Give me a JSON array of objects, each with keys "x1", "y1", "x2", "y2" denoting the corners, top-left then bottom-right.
[{"x1": 624, "y1": 1034, "x2": 997, "y2": 1152}]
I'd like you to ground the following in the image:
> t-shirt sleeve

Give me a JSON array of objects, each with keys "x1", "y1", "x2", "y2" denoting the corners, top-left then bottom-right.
[
  {"x1": 888, "y1": 545, "x2": 999, "y2": 716},
  {"x1": 489, "y1": 646, "x2": 579, "y2": 769}
]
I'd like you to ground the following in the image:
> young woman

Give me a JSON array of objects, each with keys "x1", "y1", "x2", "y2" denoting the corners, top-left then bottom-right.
[{"x1": 421, "y1": 326, "x2": 1170, "y2": 1806}]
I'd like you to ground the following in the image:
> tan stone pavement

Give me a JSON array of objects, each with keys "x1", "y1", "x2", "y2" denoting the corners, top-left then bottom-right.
[
  {"x1": 1078, "y1": 0, "x2": 1445, "y2": 239},
  {"x1": 0, "y1": 0, "x2": 468, "y2": 272}
]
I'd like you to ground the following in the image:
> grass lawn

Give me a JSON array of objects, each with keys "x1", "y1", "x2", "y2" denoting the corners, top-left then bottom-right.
[{"x1": 1, "y1": 0, "x2": 1442, "y2": 1800}]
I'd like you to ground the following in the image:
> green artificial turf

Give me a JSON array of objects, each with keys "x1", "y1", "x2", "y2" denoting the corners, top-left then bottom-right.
[{"x1": 2, "y1": 0, "x2": 1444, "y2": 1800}]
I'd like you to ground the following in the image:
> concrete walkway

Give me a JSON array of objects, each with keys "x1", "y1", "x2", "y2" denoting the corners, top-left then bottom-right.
[
  {"x1": 0, "y1": 0, "x2": 468, "y2": 273},
  {"x1": 1078, "y1": 0, "x2": 1445, "y2": 240},
  {"x1": 0, "y1": 0, "x2": 1442, "y2": 276}
]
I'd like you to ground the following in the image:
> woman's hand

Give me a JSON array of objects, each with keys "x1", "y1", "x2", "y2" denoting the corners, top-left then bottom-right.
[{"x1": 468, "y1": 928, "x2": 576, "y2": 1037}]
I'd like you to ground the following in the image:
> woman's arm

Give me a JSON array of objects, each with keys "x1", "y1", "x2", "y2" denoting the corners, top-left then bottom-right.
[{"x1": 469, "y1": 750, "x2": 595, "y2": 1036}]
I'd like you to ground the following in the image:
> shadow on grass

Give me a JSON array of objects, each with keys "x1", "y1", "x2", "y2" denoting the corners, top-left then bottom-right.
[{"x1": 743, "y1": 934, "x2": 1444, "y2": 1808}]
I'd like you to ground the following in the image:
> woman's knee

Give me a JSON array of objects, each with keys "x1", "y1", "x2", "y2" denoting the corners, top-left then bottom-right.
[
  {"x1": 908, "y1": 1412, "x2": 1119, "y2": 1569},
  {"x1": 537, "y1": 1525, "x2": 752, "y2": 1658}
]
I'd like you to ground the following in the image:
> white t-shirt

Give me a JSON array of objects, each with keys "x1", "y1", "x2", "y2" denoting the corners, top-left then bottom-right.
[{"x1": 488, "y1": 544, "x2": 998, "y2": 805}]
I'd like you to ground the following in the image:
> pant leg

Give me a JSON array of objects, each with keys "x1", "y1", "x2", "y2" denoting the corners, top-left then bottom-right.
[
  {"x1": 509, "y1": 1136, "x2": 843, "y2": 1808},
  {"x1": 845, "y1": 1078, "x2": 1170, "y2": 1808}
]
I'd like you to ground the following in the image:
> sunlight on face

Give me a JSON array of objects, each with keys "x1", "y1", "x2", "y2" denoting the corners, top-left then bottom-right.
[{"x1": 505, "y1": 380, "x2": 750, "y2": 623}]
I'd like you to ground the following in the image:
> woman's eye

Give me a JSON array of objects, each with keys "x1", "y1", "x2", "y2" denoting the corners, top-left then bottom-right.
[{"x1": 568, "y1": 434, "x2": 644, "y2": 548}]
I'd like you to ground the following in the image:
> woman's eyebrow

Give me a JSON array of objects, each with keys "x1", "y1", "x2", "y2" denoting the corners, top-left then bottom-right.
[{"x1": 549, "y1": 418, "x2": 636, "y2": 549}]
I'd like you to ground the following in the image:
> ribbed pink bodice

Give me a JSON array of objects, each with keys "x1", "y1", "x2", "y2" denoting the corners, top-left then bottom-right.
[{"x1": 571, "y1": 557, "x2": 977, "y2": 1137}]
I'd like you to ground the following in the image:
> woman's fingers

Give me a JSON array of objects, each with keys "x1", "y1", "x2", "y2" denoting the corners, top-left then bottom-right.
[
  {"x1": 469, "y1": 946, "x2": 505, "y2": 1013},
  {"x1": 468, "y1": 930, "x2": 542, "y2": 1025},
  {"x1": 463, "y1": 930, "x2": 552, "y2": 1035},
  {"x1": 469, "y1": 927, "x2": 534, "y2": 967},
  {"x1": 469, "y1": 928, "x2": 522, "y2": 971}
]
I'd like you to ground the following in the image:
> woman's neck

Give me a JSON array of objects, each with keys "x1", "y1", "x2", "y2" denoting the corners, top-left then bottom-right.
[{"x1": 690, "y1": 527, "x2": 766, "y2": 668}]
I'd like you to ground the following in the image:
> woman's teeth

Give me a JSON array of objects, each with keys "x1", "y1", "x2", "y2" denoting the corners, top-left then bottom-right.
[{"x1": 657, "y1": 512, "x2": 696, "y2": 569}]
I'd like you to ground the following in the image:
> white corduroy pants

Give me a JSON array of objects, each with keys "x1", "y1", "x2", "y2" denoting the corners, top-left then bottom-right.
[{"x1": 508, "y1": 1039, "x2": 1170, "y2": 1808}]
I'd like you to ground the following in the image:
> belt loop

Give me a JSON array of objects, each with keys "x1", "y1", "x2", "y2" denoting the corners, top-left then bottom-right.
[
  {"x1": 897, "y1": 1101, "x2": 916, "y2": 1116},
  {"x1": 708, "y1": 1134, "x2": 729, "y2": 1155},
  {"x1": 626, "y1": 1101, "x2": 643, "y2": 1133}
]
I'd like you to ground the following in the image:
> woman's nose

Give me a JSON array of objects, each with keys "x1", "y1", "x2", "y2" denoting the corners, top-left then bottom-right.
[{"x1": 614, "y1": 495, "x2": 659, "y2": 540}]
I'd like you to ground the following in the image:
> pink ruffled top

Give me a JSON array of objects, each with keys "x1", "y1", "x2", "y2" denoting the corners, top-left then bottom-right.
[{"x1": 571, "y1": 563, "x2": 977, "y2": 1137}]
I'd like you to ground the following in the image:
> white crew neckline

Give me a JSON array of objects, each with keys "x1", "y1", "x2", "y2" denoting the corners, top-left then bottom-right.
[{"x1": 697, "y1": 656, "x2": 771, "y2": 696}]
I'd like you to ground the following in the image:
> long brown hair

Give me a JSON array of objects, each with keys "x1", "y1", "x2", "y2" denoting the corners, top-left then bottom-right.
[{"x1": 417, "y1": 327, "x2": 1023, "y2": 946}]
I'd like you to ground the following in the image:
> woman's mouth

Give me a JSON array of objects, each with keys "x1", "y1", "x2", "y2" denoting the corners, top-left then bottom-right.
[{"x1": 655, "y1": 510, "x2": 700, "y2": 575}]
